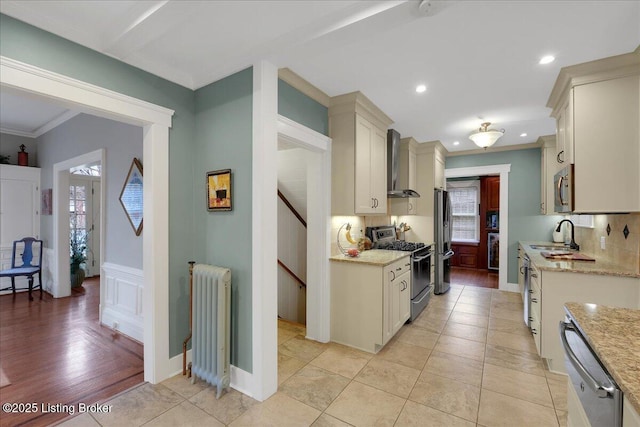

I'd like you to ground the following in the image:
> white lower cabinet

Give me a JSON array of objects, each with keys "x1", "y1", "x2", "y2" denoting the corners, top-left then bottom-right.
[
  {"x1": 331, "y1": 256, "x2": 411, "y2": 353},
  {"x1": 624, "y1": 396, "x2": 640, "y2": 427}
]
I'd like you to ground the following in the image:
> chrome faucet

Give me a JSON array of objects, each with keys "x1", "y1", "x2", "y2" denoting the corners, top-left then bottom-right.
[{"x1": 556, "y1": 219, "x2": 580, "y2": 251}]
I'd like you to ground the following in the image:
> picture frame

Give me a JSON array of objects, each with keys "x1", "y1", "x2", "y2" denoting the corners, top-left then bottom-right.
[
  {"x1": 207, "y1": 169, "x2": 232, "y2": 211},
  {"x1": 119, "y1": 158, "x2": 144, "y2": 236},
  {"x1": 41, "y1": 188, "x2": 52, "y2": 215}
]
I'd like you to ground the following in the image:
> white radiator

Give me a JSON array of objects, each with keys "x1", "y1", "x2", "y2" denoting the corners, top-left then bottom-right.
[{"x1": 191, "y1": 264, "x2": 231, "y2": 398}]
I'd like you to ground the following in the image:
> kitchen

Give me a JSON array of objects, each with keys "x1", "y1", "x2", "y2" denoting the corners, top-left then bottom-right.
[{"x1": 1, "y1": 1, "x2": 633, "y2": 426}]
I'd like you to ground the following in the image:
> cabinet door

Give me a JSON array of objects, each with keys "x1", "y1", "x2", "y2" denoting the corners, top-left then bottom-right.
[
  {"x1": 434, "y1": 150, "x2": 445, "y2": 190},
  {"x1": 408, "y1": 150, "x2": 417, "y2": 214},
  {"x1": 391, "y1": 270, "x2": 411, "y2": 335},
  {"x1": 370, "y1": 125, "x2": 387, "y2": 213},
  {"x1": 0, "y1": 177, "x2": 39, "y2": 246},
  {"x1": 486, "y1": 177, "x2": 500, "y2": 211},
  {"x1": 355, "y1": 115, "x2": 375, "y2": 214}
]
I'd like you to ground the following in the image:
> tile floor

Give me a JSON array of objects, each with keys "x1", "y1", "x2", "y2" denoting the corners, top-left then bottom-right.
[{"x1": 57, "y1": 285, "x2": 567, "y2": 426}]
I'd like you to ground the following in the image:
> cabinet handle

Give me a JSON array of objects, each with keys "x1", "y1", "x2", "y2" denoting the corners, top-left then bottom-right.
[
  {"x1": 408, "y1": 202, "x2": 413, "y2": 211},
  {"x1": 531, "y1": 273, "x2": 538, "y2": 278},
  {"x1": 371, "y1": 198, "x2": 375, "y2": 209},
  {"x1": 390, "y1": 271, "x2": 396, "y2": 281},
  {"x1": 531, "y1": 298, "x2": 538, "y2": 303},
  {"x1": 557, "y1": 150, "x2": 564, "y2": 164},
  {"x1": 405, "y1": 263, "x2": 410, "y2": 267},
  {"x1": 375, "y1": 198, "x2": 379, "y2": 208},
  {"x1": 532, "y1": 328, "x2": 538, "y2": 335}
]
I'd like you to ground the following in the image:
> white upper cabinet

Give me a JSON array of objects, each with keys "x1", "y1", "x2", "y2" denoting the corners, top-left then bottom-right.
[
  {"x1": 547, "y1": 50, "x2": 640, "y2": 213},
  {"x1": 539, "y1": 135, "x2": 557, "y2": 215},
  {"x1": 329, "y1": 92, "x2": 393, "y2": 216}
]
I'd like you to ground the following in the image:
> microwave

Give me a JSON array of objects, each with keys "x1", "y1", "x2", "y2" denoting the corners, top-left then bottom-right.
[{"x1": 554, "y1": 164, "x2": 574, "y2": 213}]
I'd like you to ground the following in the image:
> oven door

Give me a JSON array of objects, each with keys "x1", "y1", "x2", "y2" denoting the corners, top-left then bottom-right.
[{"x1": 411, "y1": 246, "x2": 432, "y2": 299}]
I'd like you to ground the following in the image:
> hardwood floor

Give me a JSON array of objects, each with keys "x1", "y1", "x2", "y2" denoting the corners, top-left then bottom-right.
[
  {"x1": 0, "y1": 277, "x2": 143, "y2": 427},
  {"x1": 450, "y1": 266, "x2": 499, "y2": 288}
]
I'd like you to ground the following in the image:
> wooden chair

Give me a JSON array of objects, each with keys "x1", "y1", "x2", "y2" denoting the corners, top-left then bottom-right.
[{"x1": 0, "y1": 237, "x2": 43, "y2": 301}]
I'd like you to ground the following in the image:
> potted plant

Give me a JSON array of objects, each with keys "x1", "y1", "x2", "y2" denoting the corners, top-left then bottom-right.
[{"x1": 70, "y1": 229, "x2": 87, "y2": 288}]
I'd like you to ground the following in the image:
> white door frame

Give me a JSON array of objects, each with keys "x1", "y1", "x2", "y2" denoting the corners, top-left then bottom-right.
[
  {"x1": 53, "y1": 149, "x2": 105, "y2": 298},
  {"x1": 1, "y1": 56, "x2": 174, "y2": 383},
  {"x1": 445, "y1": 164, "x2": 512, "y2": 291}
]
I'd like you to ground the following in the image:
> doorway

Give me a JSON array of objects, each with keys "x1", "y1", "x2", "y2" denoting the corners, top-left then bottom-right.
[{"x1": 69, "y1": 166, "x2": 101, "y2": 278}]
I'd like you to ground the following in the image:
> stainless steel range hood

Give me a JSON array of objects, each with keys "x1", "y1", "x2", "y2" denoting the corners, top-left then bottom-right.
[{"x1": 387, "y1": 129, "x2": 420, "y2": 198}]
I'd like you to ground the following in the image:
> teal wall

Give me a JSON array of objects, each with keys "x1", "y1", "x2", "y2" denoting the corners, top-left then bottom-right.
[
  {"x1": 0, "y1": 14, "x2": 197, "y2": 360},
  {"x1": 195, "y1": 69, "x2": 253, "y2": 371},
  {"x1": 278, "y1": 79, "x2": 328, "y2": 136},
  {"x1": 446, "y1": 148, "x2": 563, "y2": 283}
]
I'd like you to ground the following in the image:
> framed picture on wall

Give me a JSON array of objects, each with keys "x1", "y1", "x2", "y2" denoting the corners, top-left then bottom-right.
[
  {"x1": 207, "y1": 169, "x2": 232, "y2": 211},
  {"x1": 119, "y1": 158, "x2": 144, "y2": 235}
]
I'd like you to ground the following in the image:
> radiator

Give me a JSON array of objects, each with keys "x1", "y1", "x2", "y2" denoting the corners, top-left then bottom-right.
[{"x1": 190, "y1": 264, "x2": 231, "y2": 398}]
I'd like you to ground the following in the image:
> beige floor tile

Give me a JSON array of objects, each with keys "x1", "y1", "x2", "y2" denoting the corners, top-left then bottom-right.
[
  {"x1": 421, "y1": 305, "x2": 453, "y2": 321},
  {"x1": 411, "y1": 315, "x2": 447, "y2": 334},
  {"x1": 229, "y1": 392, "x2": 320, "y2": 427},
  {"x1": 442, "y1": 321, "x2": 488, "y2": 343},
  {"x1": 482, "y1": 364, "x2": 553, "y2": 408},
  {"x1": 457, "y1": 294, "x2": 492, "y2": 307},
  {"x1": 547, "y1": 377, "x2": 568, "y2": 411},
  {"x1": 461, "y1": 287, "x2": 492, "y2": 296},
  {"x1": 490, "y1": 300, "x2": 523, "y2": 312},
  {"x1": 144, "y1": 401, "x2": 224, "y2": 427},
  {"x1": 91, "y1": 383, "x2": 184, "y2": 427},
  {"x1": 423, "y1": 351, "x2": 483, "y2": 387},
  {"x1": 556, "y1": 410, "x2": 567, "y2": 427},
  {"x1": 428, "y1": 296, "x2": 458, "y2": 310},
  {"x1": 454, "y1": 302, "x2": 490, "y2": 317},
  {"x1": 449, "y1": 311, "x2": 489, "y2": 328},
  {"x1": 279, "y1": 335, "x2": 328, "y2": 362},
  {"x1": 310, "y1": 343, "x2": 371, "y2": 379},
  {"x1": 489, "y1": 306, "x2": 523, "y2": 322},
  {"x1": 325, "y1": 381, "x2": 405, "y2": 427},
  {"x1": 433, "y1": 334, "x2": 485, "y2": 362},
  {"x1": 189, "y1": 387, "x2": 259, "y2": 425},
  {"x1": 311, "y1": 413, "x2": 352, "y2": 426},
  {"x1": 396, "y1": 324, "x2": 440, "y2": 350},
  {"x1": 279, "y1": 365, "x2": 350, "y2": 411},
  {"x1": 161, "y1": 374, "x2": 210, "y2": 399},
  {"x1": 56, "y1": 413, "x2": 101, "y2": 427},
  {"x1": 395, "y1": 400, "x2": 475, "y2": 427},
  {"x1": 278, "y1": 319, "x2": 306, "y2": 335},
  {"x1": 278, "y1": 352, "x2": 307, "y2": 385},
  {"x1": 477, "y1": 389, "x2": 558, "y2": 427},
  {"x1": 491, "y1": 290, "x2": 522, "y2": 303},
  {"x1": 545, "y1": 371, "x2": 567, "y2": 382},
  {"x1": 354, "y1": 358, "x2": 420, "y2": 398},
  {"x1": 374, "y1": 337, "x2": 430, "y2": 370},
  {"x1": 487, "y1": 330, "x2": 537, "y2": 354},
  {"x1": 484, "y1": 344, "x2": 546, "y2": 377},
  {"x1": 278, "y1": 327, "x2": 299, "y2": 345},
  {"x1": 488, "y1": 317, "x2": 531, "y2": 337},
  {"x1": 409, "y1": 372, "x2": 480, "y2": 422}
]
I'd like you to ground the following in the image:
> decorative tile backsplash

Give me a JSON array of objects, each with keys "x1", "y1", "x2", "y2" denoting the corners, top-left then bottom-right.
[{"x1": 573, "y1": 213, "x2": 640, "y2": 274}]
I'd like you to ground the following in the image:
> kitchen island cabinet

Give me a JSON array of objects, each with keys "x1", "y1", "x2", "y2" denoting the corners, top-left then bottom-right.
[
  {"x1": 519, "y1": 242, "x2": 640, "y2": 373},
  {"x1": 547, "y1": 50, "x2": 640, "y2": 213},
  {"x1": 329, "y1": 92, "x2": 393, "y2": 216},
  {"x1": 330, "y1": 250, "x2": 411, "y2": 353}
]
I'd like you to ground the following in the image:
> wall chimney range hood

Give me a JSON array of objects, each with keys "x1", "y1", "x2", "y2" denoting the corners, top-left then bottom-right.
[{"x1": 387, "y1": 129, "x2": 420, "y2": 198}]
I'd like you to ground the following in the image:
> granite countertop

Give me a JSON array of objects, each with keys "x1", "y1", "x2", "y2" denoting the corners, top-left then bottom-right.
[
  {"x1": 330, "y1": 249, "x2": 410, "y2": 267},
  {"x1": 564, "y1": 302, "x2": 640, "y2": 413},
  {"x1": 520, "y1": 241, "x2": 640, "y2": 278}
]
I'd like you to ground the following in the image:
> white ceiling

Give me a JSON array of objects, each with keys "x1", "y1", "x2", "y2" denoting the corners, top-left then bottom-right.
[{"x1": 1, "y1": 0, "x2": 638, "y2": 151}]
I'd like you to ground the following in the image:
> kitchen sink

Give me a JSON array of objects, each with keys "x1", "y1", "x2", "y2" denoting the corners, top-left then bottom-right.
[{"x1": 530, "y1": 244, "x2": 576, "y2": 252}]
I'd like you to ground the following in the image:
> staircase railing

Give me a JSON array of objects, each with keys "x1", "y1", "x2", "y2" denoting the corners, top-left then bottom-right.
[{"x1": 277, "y1": 190, "x2": 307, "y2": 288}]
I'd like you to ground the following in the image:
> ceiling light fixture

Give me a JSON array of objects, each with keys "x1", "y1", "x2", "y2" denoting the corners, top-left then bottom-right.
[
  {"x1": 416, "y1": 84, "x2": 427, "y2": 93},
  {"x1": 520, "y1": 133, "x2": 527, "y2": 137},
  {"x1": 539, "y1": 55, "x2": 555, "y2": 65},
  {"x1": 453, "y1": 141, "x2": 460, "y2": 146},
  {"x1": 469, "y1": 122, "x2": 505, "y2": 148}
]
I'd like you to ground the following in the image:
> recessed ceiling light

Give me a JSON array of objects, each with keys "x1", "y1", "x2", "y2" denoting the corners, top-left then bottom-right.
[
  {"x1": 453, "y1": 141, "x2": 460, "y2": 146},
  {"x1": 539, "y1": 55, "x2": 555, "y2": 65},
  {"x1": 520, "y1": 133, "x2": 527, "y2": 137},
  {"x1": 416, "y1": 84, "x2": 427, "y2": 93}
]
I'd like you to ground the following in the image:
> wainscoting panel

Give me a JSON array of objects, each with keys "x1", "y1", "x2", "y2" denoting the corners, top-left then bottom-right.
[{"x1": 101, "y1": 262, "x2": 143, "y2": 342}]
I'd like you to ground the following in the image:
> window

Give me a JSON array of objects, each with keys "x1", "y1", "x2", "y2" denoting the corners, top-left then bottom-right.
[{"x1": 448, "y1": 180, "x2": 480, "y2": 242}]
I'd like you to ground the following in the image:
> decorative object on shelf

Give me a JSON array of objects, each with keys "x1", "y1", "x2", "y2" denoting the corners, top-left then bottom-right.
[
  {"x1": 0, "y1": 154, "x2": 10, "y2": 164},
  {"x1": 70, "y1": 229, "x2": 87, "y2": 288},
  {"x1": 469, "y1": 122, "x2": 505, "y2": 148},
  {"x1": 337, "y1": 223, "x2": 359, "y2": 257},
  {"x1": 119, "y1": 158, "x2": 143, "y2": 236},
  {"x1": 207, "y1": 169, "x2": 232, "y2": 211},
  {"x1": 17, "y1": 144, "x2": 28, "y2": 166},
  {"x1": 623, "y1": 224, "x2": 629, "y2": 239},
  {"x1": 41, "y1": 188, "x2": 52, "y2": 215},
  {"x1": 606, "y1": 223, "x2": 611, "y2": 236}
]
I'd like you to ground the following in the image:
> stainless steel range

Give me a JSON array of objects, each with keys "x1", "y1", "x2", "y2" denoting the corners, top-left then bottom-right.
[{"x1": 366, "y1": 225, "x2": 433, "y2": 321}]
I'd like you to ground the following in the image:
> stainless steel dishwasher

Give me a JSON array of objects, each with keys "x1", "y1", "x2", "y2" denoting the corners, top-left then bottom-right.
[{"x1": 560, "y1": 316, "x2": 623, "y2": 427}]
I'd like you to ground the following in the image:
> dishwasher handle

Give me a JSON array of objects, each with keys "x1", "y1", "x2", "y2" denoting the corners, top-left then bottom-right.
[{"x1": 559, "y1": 320, "x2": 615, "y2": 398}]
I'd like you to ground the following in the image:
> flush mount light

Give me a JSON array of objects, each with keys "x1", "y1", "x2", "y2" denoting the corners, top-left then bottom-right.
[
  {"x1": 539, "y1": 55, "x2": 555, "y2": 65},
  {"x1": 416, "y1": 84, "x2": 427, "y2": 93},
  {"x1": 469, "y1": 122, "x2": 505, "y2": 148},
  {"x1": 520, "y1": 133, "x2": 527, "y2": 137},
  {"x1": 453, "y1": 141, "x2": 460, "y2": 146}
]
